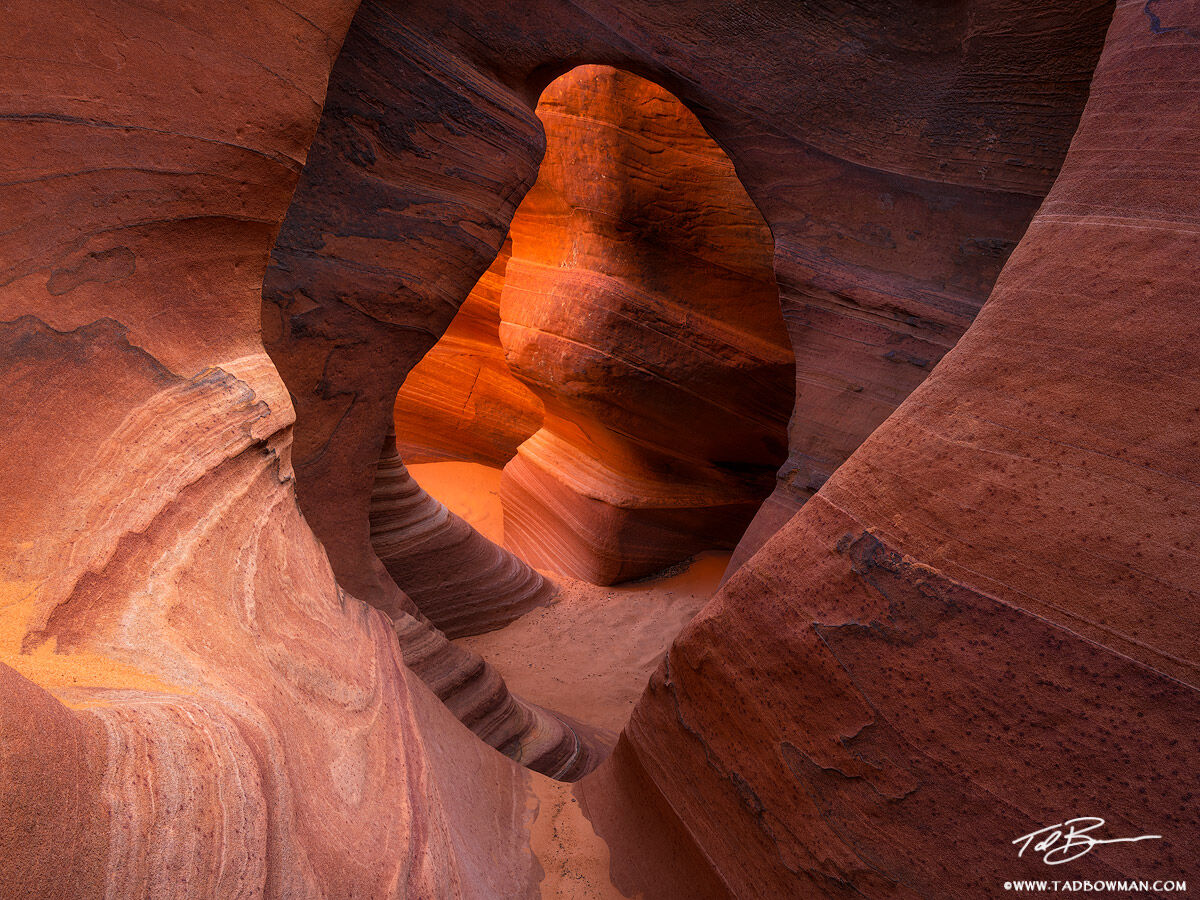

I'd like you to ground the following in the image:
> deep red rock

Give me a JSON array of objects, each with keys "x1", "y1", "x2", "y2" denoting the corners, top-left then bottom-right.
[
  {"x1": 260, "y1": 1, "x2": 569, "y2": 764},
  {"x1": 605, "y1": 3, "x2": 1200, "y2": 895},
  {"x1": 7, "y1": 0, "x2": 1185, "y2": 897},
  {"x1": 0, "y1": 2, "x2": 551, "y2": 894}
]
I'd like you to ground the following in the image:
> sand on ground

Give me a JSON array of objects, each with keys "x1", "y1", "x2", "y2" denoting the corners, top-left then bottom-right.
[
  {"x1": 529, "y1": 775, "x2": 629, "y2": 899},
  {"x1": 407, "y1": 461, "x2": 505, "y2": 545},
  {"x1": 406, "y1": 461, "x2": 729, "y2": 735},
  {"x1": 459, "y1": 557, "x2": 727, "y2": 733}
]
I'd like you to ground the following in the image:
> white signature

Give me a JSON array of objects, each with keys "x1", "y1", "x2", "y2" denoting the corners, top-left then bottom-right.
[{"x1": 1014, "y1": 818, "x2": 1162, "y2": 865}]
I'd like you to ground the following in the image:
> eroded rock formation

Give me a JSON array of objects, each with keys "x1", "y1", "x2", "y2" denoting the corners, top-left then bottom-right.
[
  {"x1": 498, "y1": 66, "x2": 793, "y2": 584},
  {"x1": 389, "y1": 596, "x2": 606, "y2": 780},
  {"x1": 393, "y1": 238, "x2": 545, "y2": 467},
  {"x1": 265, "y1": 0, "x2": 1116, "y2": 619},
  {"x1": 0, "y1": 2, "x2": 550, "y2": 894},
  {"x1": 260, "y1": 0, "x2": 547, "y2": 621},
  {"x1": 261, "y1": 1, "x2": 562, "y2": 757},
  {"x1": 371, "y1": 427, "x2": 554, "y2": 638},
  {"x1": 606, "y1": 7, "x2": 1200, "y2": 892},
  {"x1": 6, "y1": 0, "x2": 1193, "y2": 897}
]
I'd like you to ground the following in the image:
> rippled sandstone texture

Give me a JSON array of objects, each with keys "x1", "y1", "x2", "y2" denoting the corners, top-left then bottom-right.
[
  {"x1": 7, "y1": 0, "x2": 1193, "y2": 898},
  {"x1": 265, "y1": 0, "x2": 1117, "y2": 622},
  {"x1": 259, "y1": 0, "x2": 1194, "y2": 894},
  {"x1": 393, "y1": 238, "x2": 545, "y2": 467},
  {"x1": 262, "y1": 1, "x2": 561, "y2": 758},
  {"x1": 498, "y1": 66, "x2": 793, "y2": 585},
  {"x1": 371, "y1": 427, "x2": 555, "y2": 639},
  {"x1": 0, "y1": 1, "x2": 554, "y2": 895}
]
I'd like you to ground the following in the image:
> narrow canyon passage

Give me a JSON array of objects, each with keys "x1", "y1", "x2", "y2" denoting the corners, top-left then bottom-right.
[
  {"x1": 262, "y1": 0, "x2": 1120, "y2": 827},
  {"x1": 11, "y1": 0, "x2": 1197, "y2": 896},
  {"x1": 409, "y1": 459, "x2": 727, "y2": 736},
  {"x1": 388, "y1": 64, "x2": 792, "y2": 752}
]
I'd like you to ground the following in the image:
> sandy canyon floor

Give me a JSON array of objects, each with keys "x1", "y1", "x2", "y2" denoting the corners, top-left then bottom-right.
[
  {"x1": 408, "y1": 461, "x2": 731, "y2": 897},
  {"x1": 407, "y1": 462, "x2": 727, "y2": 737}
]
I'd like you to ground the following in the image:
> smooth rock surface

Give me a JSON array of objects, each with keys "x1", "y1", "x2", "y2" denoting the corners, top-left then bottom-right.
[
  {"x1": 8, "y1": 0, "x2": 1188, "y2": 898},
  {"x1": 393, "y1": 238, "x2": 545, "y2": 467},
  {"x1": 371, "y1": 427, "x2": 555, "y2": 638},
  {"x1": 603, "y1": 3, "x2": 1200, "y2": 895},
  {"x1": 0, "y1": 2, "x2": 549, "y2": 892},
  {"x1": 499, "y1": 66, "x2": 793, "y2": 585}
]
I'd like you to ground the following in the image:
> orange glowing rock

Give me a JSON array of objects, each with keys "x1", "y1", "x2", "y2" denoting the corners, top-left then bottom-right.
[
  {"x1": 393, "y1": 238, "x2": 545, "y2": 467},
  {"x1": 499, "y1": 66, "x2": 794, "y2": 584}
]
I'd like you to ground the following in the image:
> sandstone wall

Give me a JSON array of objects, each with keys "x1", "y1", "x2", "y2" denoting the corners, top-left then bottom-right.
[
  {"x1": 3, "y1": 0, "x2": 1174, "y2": 897},
  {"x1": 0, "y1": 1, "x2": 550, "y2": 894},
  {"x1": 498, "y1": 66, "x2": 793, "y2": 585},
  {"x1": 392, "y1": 238, "x2": 545, "y2": 467},
  {"x1": 605, "y1": 3, "x2": 1200, "y2": 892}
]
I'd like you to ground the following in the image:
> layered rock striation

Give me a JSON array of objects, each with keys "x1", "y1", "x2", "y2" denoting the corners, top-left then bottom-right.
[
  {"x1": 5, "y1": 0, "x2": 1185, "y2": 897},
  {"x1": 261, "y1": 1, "x2": 564, "y2": 762},
  {"x1": 261, "y1": 0, "x2": 550, "y2": 625},
  {"x1": 371, "y1": 428, "x2": 554, "y2": 638},
  {"x1": 392, "y1": 238, "x2": 545, "y2": 467},
  {"x1": 590, "y1": 4, "x2": 1200, "y2": 896},
  {"x1": 0, "y1": 2, "x2": 552, "y2": 894},
  {"x1": 498, "y1": 66, "x2": 794, "y2": 584},
  {"x1": 267, "y1": 0, "x2": 1114, "y2": 615}
]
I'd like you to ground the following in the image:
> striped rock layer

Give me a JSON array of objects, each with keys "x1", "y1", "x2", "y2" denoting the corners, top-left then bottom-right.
[
  {"x1": 5, "y1": 0, "x2": 1195, "y2": 898},
  {"x1": 498, "y1": 66, "x2": 794, "y2": 584},
  {"x1": 392, "y1": 238, "x2": 545, "y2": 467},
  {"x1": 370, "y1": 428, "x2": 554, "y2": 638},
  {"x1": 0, "y1": 1, "x2": 545, "y2": 892}
]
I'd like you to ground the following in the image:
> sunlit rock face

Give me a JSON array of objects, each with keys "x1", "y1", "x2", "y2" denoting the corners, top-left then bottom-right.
[
  {"x1": 393, "y1": 238, "x2": 545, "y2": 467},
  {"x1": 389, "y1": 66, "x2": 793, "y2": 590},
  {"x1": 498, "y1": 66, "x2": 794, "y2": 585}
]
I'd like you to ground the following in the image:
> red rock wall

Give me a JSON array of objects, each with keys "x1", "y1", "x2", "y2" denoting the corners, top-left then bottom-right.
[
  {"x1": 262, "y1": 0, "x2": 570, "y2": 764},
  {"x1": 599, "y1": 2, "x2": 1200, "y2": 895},
  {"x1": 3, "y1": 0, "x2": 1162, "y2": 896},
  {"x1": 0, "y1": 1, "x2": 550, "y2": 895},
  {"x1": 392, "y1": 238, "x2": 545, "y2": 467},
  {"x1": 263, "y1": 0, "x2": 1125, "y2": 892},
  {"x1": 261, "y1": 0, "x2": 549, "y2": 615},
  {"x1": 267, "y1": 0, "x2": 1113, "y2": 615},
  {"x1": 498, "y1": 66, "x2": 793, "y2": 585}
]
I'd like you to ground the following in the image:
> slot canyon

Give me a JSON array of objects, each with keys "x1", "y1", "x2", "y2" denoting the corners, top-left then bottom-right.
[{"x1": 1, "y1": 1, "x2": 1197, "y2": 898}]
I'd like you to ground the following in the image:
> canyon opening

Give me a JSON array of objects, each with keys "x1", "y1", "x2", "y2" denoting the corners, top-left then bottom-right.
[
  {"x1": 5, "y1": 1, "x2": 1197, "y2": 898},
  {"x1": 374, "y1": 64, "x2": 794, "y2": 768}
]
